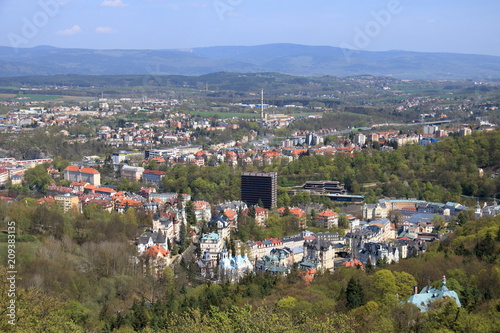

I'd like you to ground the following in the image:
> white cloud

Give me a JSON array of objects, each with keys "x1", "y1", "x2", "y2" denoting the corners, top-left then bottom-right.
[
  {"x1": 95, "y1": 26, "x2": 117, "y2": 34},
  {"x1": 101, "y1": 0, "x2": 128, "y2": 7},
  {"x1": 57, "y1": 25, "x2": 81, "y2": 35}
]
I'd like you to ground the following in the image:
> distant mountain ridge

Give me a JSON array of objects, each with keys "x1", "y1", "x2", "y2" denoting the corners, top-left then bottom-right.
[{"x1": 0, "y1": 43, "x2": 499, "y2": 79}]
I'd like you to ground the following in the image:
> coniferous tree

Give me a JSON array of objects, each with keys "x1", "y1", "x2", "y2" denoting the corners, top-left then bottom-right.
[{"x1": 346, "y1": 277, "x2": 365, "y2": 310}]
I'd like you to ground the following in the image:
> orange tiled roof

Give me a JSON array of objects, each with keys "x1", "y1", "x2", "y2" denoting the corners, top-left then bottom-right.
[
  {"x1": 291, "y1": 149, "x2": 307, "y2": 156},
  {"x1": 80, "y1": 167, "x2": 100, "y2": 175},
  {"x1": 96, "y1": 187, "x2": 115, "y2": 193},
  {"x1": 36, "y1": 196, "x2": 55, "y2": 205},
  {"x1": 64, "y1": 166, "x2": 100, "y2": 175},
  {"x1": 144, "y1": 246, "x2": 169, "y2": 257},
  {"x1": 341, "y1": 259, "x2": 364, "y2": 269},
  {"x1": 318, "y1": 210, "x2": 338, "y2": 218},
  {"x1": 264, "y1": 151, "x2": 280, "y2": 158},
  {"x1": 224, "y1": 208, "x2": 237, "y2": 219},
  {"x1": 289, "y1": 207, "x2": 306, "y2": 218},
  {"x1": 193, "y1": 201, "x2": 210, "y2": 210},
  {"x1": 64, "y1": 165, "x2": 80, "y2": 172},
  {"x1": 116, "y1": 199, "x2": 142, "y2": 207}
]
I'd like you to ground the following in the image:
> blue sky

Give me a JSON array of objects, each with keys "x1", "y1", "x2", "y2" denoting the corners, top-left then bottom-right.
[{"x1": 1, "y1": 0, "x2": 499, "y2": 56}]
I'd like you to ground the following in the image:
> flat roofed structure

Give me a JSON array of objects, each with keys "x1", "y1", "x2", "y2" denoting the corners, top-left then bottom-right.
[
  {"x1": 241, "y1": 172, "x2": 277, "y2": 209},
  {"x1": 303, "y1": 180, "x2": 347, "y2": 195}
]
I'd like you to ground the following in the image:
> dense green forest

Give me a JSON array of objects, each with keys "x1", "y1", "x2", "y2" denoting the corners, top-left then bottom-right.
[{"x1": 1, "y1": 131, "x2": 500, "y2": 332}]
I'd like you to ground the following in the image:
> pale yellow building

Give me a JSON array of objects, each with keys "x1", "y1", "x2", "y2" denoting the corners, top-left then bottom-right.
[{"x1": 54, "y1": 194, "x2": 79, "y2": 213}]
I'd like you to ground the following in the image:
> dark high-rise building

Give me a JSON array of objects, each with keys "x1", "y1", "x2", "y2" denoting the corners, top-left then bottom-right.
[{"x1": 241, "y1": 172, "x2": 277, "y2": 209}]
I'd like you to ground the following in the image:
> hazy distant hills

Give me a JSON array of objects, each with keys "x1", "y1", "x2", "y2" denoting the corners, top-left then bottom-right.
[{"x1": 0, "y1": 43, "x2": 499, "y2": 79}]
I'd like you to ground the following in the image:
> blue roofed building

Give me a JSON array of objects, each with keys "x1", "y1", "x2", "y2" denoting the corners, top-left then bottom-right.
[
  {"x1": 407, "y1": 275, "x2": 461, "y2": 312},
  {"x1": 218, "y1": 248, "x2": 254, "y2": 282}
]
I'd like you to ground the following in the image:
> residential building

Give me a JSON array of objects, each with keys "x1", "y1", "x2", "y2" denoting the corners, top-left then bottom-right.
[
  {"x1": 139, "y1": 246, "x2": 171, "y2": 278},
  {"x1": 299, "y1": 238, "x2": 335, "y2": 271},
  {"x1": 255, "y1": 248, "x2": 293, "y2": 276},
  {"x1": 357, "y1": 242, "x2": 400, "y2": 266},
  {"x1": 459, "y1": 127, "x2": 472, "y2": 137},
  {"x1": 223, "y1": 208, "x2": 238, "y2": 231},
  {"x1": 317, "y1": 210, "x2": 339, "y2": 229},
  {"x1": 199, "y1": 232, "x2": 223, "y2": 261},
  {"x1": 355, "y1": 133, "x2": 366, "y2": 146},
  {"x1": 209, "y1": 215, "x2": 231, "y2": 240},
  {"x1": 193, "y1": 200, "x2": 212, "y2": 224},
  {"x1": 121, "y1": 165, "x2": 145, "y2": 181},
  {"x1": 142, "y1": 169, "x2": 165, "y2": 185},
  {"x1": 112, "y1": 151, "x2": 143, "y2": 165},
  {"x1": 0, "y1": 169, "x2": 8, "y2": 185},
  {"x1": 136, "y1": 231, "x2": 169, "y2": 255},
  {"x1": 54, "y1": 193, "x2": 79, "y2": 212},
  {"x1": 64, "y1": 166, "x2": 101, "y2": 186},
  {"x1": 94, "y1": 187, "x2": 117, "y2": 197},
  {"x1": 69, "y1": 182, "x2": 88, "y2": 193},
  {"x1": 149, "y1": 192, "x2": 178, "y2": 204},
  {"x1": 254, "y1": 207, "x2": 269, "y2": 226},
  {"x1": 277, "y1": 207, "x2": 307, "y2": 228}
]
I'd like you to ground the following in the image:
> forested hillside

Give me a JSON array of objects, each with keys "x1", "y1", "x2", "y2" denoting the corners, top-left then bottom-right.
[{"x1": 1, "y1": 208, "x2": 498, "y2": 332}]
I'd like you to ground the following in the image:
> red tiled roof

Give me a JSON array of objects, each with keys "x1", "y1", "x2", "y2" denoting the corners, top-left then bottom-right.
[
  {"x1": 143, "y1": 169, "x2": 165, "y2": 175},
  {"x1": 266, "y1": 238, "x2": 281, "y2": 244},
  {"x1": 255, "y1": 207, "x2": 268, "y2": 215}
]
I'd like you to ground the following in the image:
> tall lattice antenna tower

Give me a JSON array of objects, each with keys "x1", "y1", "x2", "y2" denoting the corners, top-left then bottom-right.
[{"x1": 261, "y1": 89, "x2": 264, "y2": 120}]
